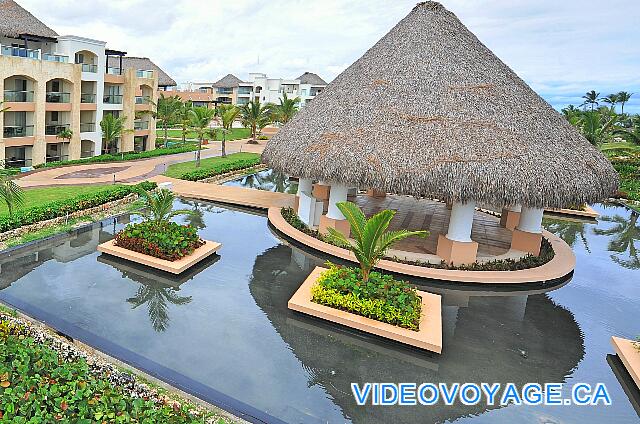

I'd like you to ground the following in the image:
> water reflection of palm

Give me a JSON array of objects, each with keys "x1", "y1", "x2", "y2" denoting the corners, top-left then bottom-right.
[{"x1": 594, "y1": 211, "x2": 640, "y2": 269}]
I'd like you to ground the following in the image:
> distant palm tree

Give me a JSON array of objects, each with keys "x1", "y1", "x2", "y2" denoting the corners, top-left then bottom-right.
[
  {"x1": 189, "y1": 106, "x2": 216, "y2": 167},
  {"x1": 100, "y1": 113, "x2": 131, "y2": 154},
  {"x1": 274, "y1": 93, "x2": 301, "y2": 125},
  {"x1": 56, "y1": 128, "x2": 73, "y2": 144},
  {"x1": 155, "y1": 94, "x2": 181, "y2": 147},
  {"x1": 177, "y1": 101, "x2": 194, "y2": 146},
  {"x1": 579, "y1": 109, "x2": 617, "y2": 144},
  {"x1": 600, "y1": 93, "x2": 619, "y2": 112},
  {"x1": 217, "y1": 105, "x2": 240, "y2": 157},
  {"x1": 240, "y1": 99, "x2": 272, "y2": 144},
  {"x1": 127, "y1": 284, "x2": 192, "y2": 332},
  {"x1": 593, "y1": 211, "x2": 640, "y2": 270},
  {"x1": 617, "y1": 91, "x2": 633, "y2": 115},
  {"x1": 581, "y1": 90, "x2": 600, "y2": 112}
]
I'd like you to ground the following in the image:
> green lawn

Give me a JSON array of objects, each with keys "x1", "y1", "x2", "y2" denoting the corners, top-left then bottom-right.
[
  {"x1": 0, "y1": 184, "x2": 120, "y2": 217},
  {"x1": 164, "y1": 152, "x2": 260, "y2": 179},
  {"x1": 157, "y1": 127, "x2": 251, "y2": 141}
]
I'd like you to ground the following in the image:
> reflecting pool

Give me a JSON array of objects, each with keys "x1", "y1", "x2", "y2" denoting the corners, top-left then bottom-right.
[
  {"x1": 222, "y1": 168, "x2": 298, "y2": 193},
  {"x1": 0, "y1": 201, "x2": 638, "y2": 423}
]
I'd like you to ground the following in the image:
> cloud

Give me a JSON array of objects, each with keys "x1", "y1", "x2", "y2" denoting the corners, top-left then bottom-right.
[{"x1": 19, "y1": 0, "x2": 640, "y2": 112}]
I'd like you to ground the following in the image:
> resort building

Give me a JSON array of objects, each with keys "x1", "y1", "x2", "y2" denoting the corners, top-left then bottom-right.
[
  {"x1": 0, "y1": 0, "x2": 173, "y2": 167},
  {"x1": 263, "y1": 1, "x2": 618, "y2": 267},
  {"x1": 182, "y1": 71, "x2": 328, "y2": 108}
]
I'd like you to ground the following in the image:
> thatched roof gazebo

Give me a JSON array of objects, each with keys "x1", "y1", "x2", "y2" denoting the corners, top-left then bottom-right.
[{"x1": 262, "y1": 1, "x2": 618, "y2": 265}]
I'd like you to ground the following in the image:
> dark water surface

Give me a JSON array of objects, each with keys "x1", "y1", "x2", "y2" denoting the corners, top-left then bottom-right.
[{"x1": 0, "y1": 201, "x2": 638, "y2": 423}]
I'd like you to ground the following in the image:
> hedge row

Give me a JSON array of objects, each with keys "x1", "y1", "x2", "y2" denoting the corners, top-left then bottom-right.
[
  {"x1": 33, "y1": 147, "x2": 198, "y2": 169},
  {"x1": 0, "y1": 181, "x2": 156, "y2": 233},
  {"x1": 179, "y1": 157, "x2": 261, "y2": 181}
]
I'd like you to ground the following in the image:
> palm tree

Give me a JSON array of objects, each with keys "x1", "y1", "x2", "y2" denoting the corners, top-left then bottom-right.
[
  {"x1": 188, "y1": 106, "x2": 216, "y2": 167},
  {"x1": 127, "y1": 283, "x2": 192, "y2": 332},
  {"x1": 600, "y1": 93, "x2": 619, "y2": 112},
  {"x1": 155, "y1": 94, "x2": 181, "y2": 147},
  {"x1": 617, "y1": 91, "x2": 633, "y2": 115},
  {"x1": 274, "y1": 93, "x2": 300, "y2": 125},
  {"x1": 100, "y1": 113, "x2": 130, "y2": 154},
  {"x1": 0, "y1": 176, "x2": 24, "y2": 217},
  {"x1": 240, "y1": 99, "x2": 272, "y2": 144},
  {"x1": 325, "y1": 201, "x2": 428, "y2": 283},
  {"x1": 176, "y1": 101, "x2": 194, "y2": 146},
  {"x1": 593, "y1": 211, "x2": 640, "y2": 270},
  {"x1": 579, "y1": 108, "x2": 617, "y2": 145},
  {"x1": 581, "y1": 90, "x2": 600, "y2": 112},
  {"x1": 135, "y1": 188, "x2": 193, "y2": 223},
  {"x1": 217, "y1": 105, "x2": 240, "y2": 157},
  {"x1": 56, "y1": 128, "x2": 73, "y2": 144}
]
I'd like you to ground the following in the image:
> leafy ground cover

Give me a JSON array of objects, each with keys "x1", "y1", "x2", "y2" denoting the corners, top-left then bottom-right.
[
  {"x1": 164, "y1": 152, "x2": 260, "y2": 181},
  {"x1": 114, "y1": 221, "x2": 204, "y2": 261},
  {"x1": 312, "y1": 263, "x2": 422, "y2": 330}
]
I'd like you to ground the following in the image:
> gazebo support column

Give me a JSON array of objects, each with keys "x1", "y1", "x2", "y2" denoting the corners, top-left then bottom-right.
[
  {"x1": 500, "y1": 204, "x2": 521, "y2": 230},
  {"x1": 294, "y1": 178, "x2": 313, "y2": 212},
  {"x1": 436, "y1": 201, "x2": 478, "y2": 265},
  {"x1": 312, "y1": 181, "x2": 331, "y2": 202},
  {"x1": 511, "y1": 207, "x2": 544, "y2": 255},
  {"x1": 319, "y1": 184, "x2": 350, "y2": 237},
  {"x1": 297, "y1": 179, "x2": 323, "y2": 227}
]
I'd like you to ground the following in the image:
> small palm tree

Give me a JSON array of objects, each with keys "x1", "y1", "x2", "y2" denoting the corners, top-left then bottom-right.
[
  {"x1": 100, "y1": 114, "x2": 131, "y2": 154},
  {"x1": 136, "y1": 188, "x2": 193, "y2": 223},
  {"x1": 217, "y1": 105, "x2": 240, "y2": 157},
  {"x1": 155, "y1": 94, "x2": 181, "y2": 147},
  {"x1": 240, "y1": 99, "x2": 272, "y2": 144},
  {"x1": 581, "y1": 90, "x2": 600, "y2": 112},
  {"x1": 189, "y1": 106, "x2": 216, "y2": 167},
  {"x1": 0, "y1": 176, "x2": 24, "y2": 217},
  {"x1": 56, "y1": 128, "x2": 73, "y2": 143},
  {"x1": 600, "y1": 93, "x2": 619, "y2": 112},
  {"x1": 325, "y1": 201, "x2": 428, "y2": 283},
  {"x1": 177, "y1": 101, "x2": 194, "y2": 146},
  {"x1": 274, "y1": 93, "x2": 300, "y2": 125},
  {"x1": 617, "y1": 91, "x2": 633, "y2": 115}
]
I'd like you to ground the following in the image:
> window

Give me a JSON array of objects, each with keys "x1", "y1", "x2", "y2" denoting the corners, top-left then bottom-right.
[
  {"x1": 75, "y1": 53, "x2": 84, "y2": 64},
  {"x1": 51, "y1": 111, "x2": 59, "y2": 122},
  {"x1": 52, "y1": 80, "x2": 60, "y2": 92}
]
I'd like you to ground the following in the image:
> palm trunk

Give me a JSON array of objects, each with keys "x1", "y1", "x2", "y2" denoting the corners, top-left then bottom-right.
[
  {"x1": 163, "y1": 124, "x2": 168, "y2": 148},
  {"x1": 196, "y1": 137, "x2": 202, "y2": 167},
  {"x1": 248, "y1": 123, "x2": 258, "y2": 144},
  {"x1": 182, "y1": 125, "x2": 186, "y2": 146},
  {"x1": 222, "y1": 132, "x2": 226, "y2": 157}
]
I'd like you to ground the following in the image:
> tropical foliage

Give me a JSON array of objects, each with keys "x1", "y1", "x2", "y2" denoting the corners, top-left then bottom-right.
[
  {"x1": 188, "y1": 106, "x2": 217, "y2": 167},
  {"x1": 56, "y1": 128, "x2": 73, "y2": 143},
  {"x1": 240, "y1": 99, "x2": 273, "y2": 144},
  {"x1": 0, "y1": 176, "x2": 24, "y2": 217},
  {"x1": 272, "y1": 93, "x2": 300, "y2": 125},
  {"x1": 217, "y1": 104, "x2": 240, "y2": 157},
  {"x1": 312, "y1": 263, "x2": 422, "y2": 330},
  {"x1": 100, "y1": 113, "x2": 131, "y2": 155},
  {"x1": 135, "y1": 188, "x2": 193, "y2": 224},
  {"x1": 155, "y1": 94, "x2": 182, "y2": 146},
  {"x1": 324, "y1": 201, "x2": 428, "y2": 283},
  {"x1": 115, "y1": 221, "x2": 204, "y2": 261}
]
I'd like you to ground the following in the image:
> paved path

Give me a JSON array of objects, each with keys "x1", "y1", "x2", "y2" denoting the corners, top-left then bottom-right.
[
  {"x1": 150, "y1": 175, "x2": 295, "y2": 210},
  {"x1": 16, "y1": 139, "x2": 265, "y2": 188}
]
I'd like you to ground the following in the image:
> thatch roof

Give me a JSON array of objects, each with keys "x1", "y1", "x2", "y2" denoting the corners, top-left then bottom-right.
[
  {"x1": 0, "y1": 0, "x2": 58, "y2": 39},
  {"x1": 297, "y1": 72, "x2": 327, "y2": 86},
  {"x1": 262, "y1": 1, "x2": 618, "y2": 209},
  {"x1": 212, "y1": 73, "x2": 242, "y2": 88},
  {"x1": 107, "y1": 56, "x2": 177, "y2": 87}
]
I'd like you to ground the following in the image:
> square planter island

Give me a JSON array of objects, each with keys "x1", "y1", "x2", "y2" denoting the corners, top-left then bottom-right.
[
  {"x1": 97, "y1": 239, "x2": 221, "y2": 274},
  {"x1": 612, "y1": 336, "x2": 640, "y2": 390},
  {"x1": 288, "y1": 267, "x2": 443, "y2": 353}
]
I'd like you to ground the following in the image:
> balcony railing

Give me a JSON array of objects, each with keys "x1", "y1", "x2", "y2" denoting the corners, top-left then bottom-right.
[
  {"x1": 4, "y1": 90, "x2": 34, "y2": 102},
  {"x1": 45, "y1": 124, "x2": 70, "y2": 136},
  {"x1": 136, "y1": 70, "x2": 154, "y2": 79},
  {"x1": 217, "y1": 88, "x2": 233, "y2": 95},
  {"x1": 81, "y1": 93, "x2": 96, "y2": 103},
  {"x1": 238, "y1": 88, "x2": 252, "y2": 95},
  {"x1": 46, "y1": 154, "x2": 69, "y2": 163},
  {"x1": 135, "y1": 96, "x2": 151, "y2": 104},
  {"x1": 134, "y1": 121, "x2": 149, "y2": 130},
  {"x1": 5, "y1": 158, "x2": 32, "y2": 168},
  {"x1": 106, "y1": 67, "x2": 121, "y2": 75},
  {"x1": 43, "y1": 53, "x2": 69, "y2": 63},
  {"x1": 0, "y1": 45, "x2": 39, "y2": 60},
  {"x1": 80, "y1": 122, "x2": 96, "y2": 133},
  {"x1": 46, "y1": 92, "x2": 71, "y2": 103},
  {"x1": 3, "y1": 125, "x2": 34, "y2": 138},
  {"x1": 103, "y1": 94, "x2": 123, "y2": 104},
  {"x1": 80, "y1": 63, "x2": 98, "y2": 73}
]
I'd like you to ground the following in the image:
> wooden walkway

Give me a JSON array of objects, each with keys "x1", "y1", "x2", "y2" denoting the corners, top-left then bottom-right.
[{"x1": 150, "y1": 176, "x2": 295, "y2": 209}]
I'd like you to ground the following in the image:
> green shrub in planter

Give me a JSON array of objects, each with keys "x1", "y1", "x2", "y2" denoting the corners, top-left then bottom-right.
[
  {"x1": 312, "y1": 263, "x2": 422, "y2": 330},
  {"x1": 115, "y1": 221, "x2": 204, "y2": 261}
]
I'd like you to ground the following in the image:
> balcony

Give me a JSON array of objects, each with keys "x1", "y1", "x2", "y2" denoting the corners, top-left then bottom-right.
[
  {"x1": 136, "y1": 70, "x2": 154, "y2": 79},
  {"x1": 81, "y1": 63, "x2": 98, "y2": 73},
  {"x1": 46, "y1": 154, "x2": 69, "y2": 164},
  {"x1": 81, "y1": 93, "x2": 96, "y2": 103},
  {"x1": 5, "y1": 158, "x2": 32, "y2": 168},
  {"x1": 43, "y1": 53, "x2": 69, "y2": 63},
  {"x1": 106, "y1": 67, "x2": 121, "y2": 75},
  {"x1": 80, "y1": 122, "x2": 96, "y2": 133},
  {"x1": 46, "y1": 92, "x2": 71, "y2": 103},
  {"x1": 217, "y1": 88, "x2": 233, "y2": 95},
  {"x1": 0, "y1": 45, "x2": 39, "y2": 60},
  {"x1": 134, "y1": 120, "x2": 149, "y2": 130},
  {"x1": 4, "y1": 90, "x2": 34, "y2": 102},
  {"x1": 3, "y1": 125, "x2": 34, "y2": 138},
  {"x1": 45, "y1": 124, "x2": 70, "y2": 136},
  {"x1": 103, "y1": 94, "x2": 123, "y2": 104},
  {"x1": 135, "y1": 96, "x2": 151, "y2": 104}
]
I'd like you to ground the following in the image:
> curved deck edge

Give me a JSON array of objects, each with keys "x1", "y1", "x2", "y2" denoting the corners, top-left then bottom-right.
[{"x1": 268, "y1": 207, "x2": 576, "y2": 284}]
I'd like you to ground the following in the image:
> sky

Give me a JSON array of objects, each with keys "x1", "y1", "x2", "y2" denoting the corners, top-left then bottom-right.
[{"x1": 20, "y1": 0, "x2": 640, "y2": 113}]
